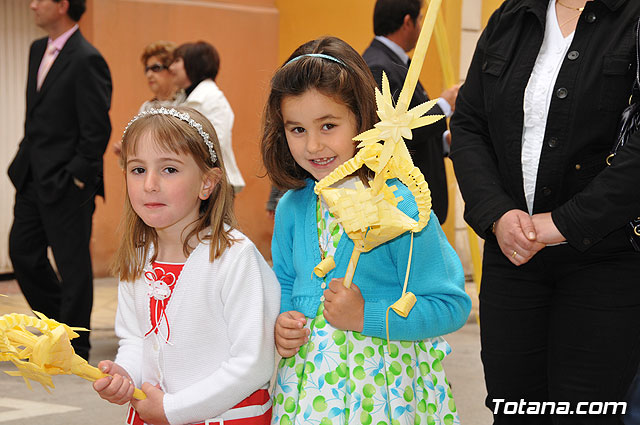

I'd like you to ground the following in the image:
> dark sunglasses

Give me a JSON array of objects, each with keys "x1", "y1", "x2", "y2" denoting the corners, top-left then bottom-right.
[{"x1": 144, "y1": 64, "x2": 168, "y2": 73}]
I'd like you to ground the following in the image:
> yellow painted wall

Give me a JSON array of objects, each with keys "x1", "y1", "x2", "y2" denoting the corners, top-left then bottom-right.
[{"x1": 276, "y1": 0, "x2": 461, "y2": 112}]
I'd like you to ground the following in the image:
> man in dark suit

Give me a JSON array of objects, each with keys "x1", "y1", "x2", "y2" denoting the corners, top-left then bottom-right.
[
  {"x1": 8, "y1": 0, "x2": 112, "y2": 360},
  {"x1": 363, "y1": 0, "x2": 459, "y2": 223}
]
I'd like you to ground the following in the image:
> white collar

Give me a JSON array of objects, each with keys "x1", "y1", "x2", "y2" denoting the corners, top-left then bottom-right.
[{"x1": 375, "y1": 36, "x2": 410, "y2": 66}]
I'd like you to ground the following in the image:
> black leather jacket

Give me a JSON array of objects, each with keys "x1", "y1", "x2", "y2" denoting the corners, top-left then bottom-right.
[{"x1": 450, "y1": 0, "x2": 640, "y2": 251}]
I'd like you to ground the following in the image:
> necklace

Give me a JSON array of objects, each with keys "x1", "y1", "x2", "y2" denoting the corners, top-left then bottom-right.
[
  {"x1": 558, "y1": 10, "x2": 582, "y2": 28},
  {"x1": 556, "y1": 0, "x2": 584, "y2": 12}
]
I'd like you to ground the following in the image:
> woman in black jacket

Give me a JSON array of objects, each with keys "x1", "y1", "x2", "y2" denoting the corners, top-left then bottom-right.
[{"x1": 450, "y1": 0, "x2": 640, "y2": 424}]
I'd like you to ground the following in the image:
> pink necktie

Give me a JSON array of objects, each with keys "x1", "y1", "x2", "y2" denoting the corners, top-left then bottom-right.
[{"x1": 37, "y1": 44, "x2": 58, "y2": 91}]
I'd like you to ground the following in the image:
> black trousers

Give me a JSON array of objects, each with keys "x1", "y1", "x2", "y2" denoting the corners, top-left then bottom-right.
[
  {"x1": 9, "y1": 179, "x2": 96, "y2": 359},
  {"x1": 480, "y1": 230, "x2": 640, "y2": 425}
]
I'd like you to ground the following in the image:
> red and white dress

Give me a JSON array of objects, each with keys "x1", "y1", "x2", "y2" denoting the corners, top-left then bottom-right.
[{"x1": 115, "y1": 232, "x2": 280, "y2": 425}]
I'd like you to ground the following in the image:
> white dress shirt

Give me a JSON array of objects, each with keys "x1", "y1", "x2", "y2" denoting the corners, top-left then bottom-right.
[{"x1": 521, "y1": 0, "x2": 574, "y2": 214}]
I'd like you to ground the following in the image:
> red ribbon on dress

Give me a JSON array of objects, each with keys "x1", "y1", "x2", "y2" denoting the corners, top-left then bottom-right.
[{"x1": 143, "y1": 264, "x2": 179, "y2": 342}]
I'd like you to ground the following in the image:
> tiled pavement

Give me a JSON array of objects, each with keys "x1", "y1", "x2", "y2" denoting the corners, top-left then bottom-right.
[{"x1": 0, "y1": 278, "x2": 491, "y2": 425}]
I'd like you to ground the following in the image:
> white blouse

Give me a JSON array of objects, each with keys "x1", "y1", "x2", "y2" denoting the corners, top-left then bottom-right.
[{"x1": 521, "y1": 0, "x2": 575, "y2": 214}]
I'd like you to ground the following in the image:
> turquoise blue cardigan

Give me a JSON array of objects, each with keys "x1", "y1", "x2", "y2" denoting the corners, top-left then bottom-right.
[{"x1": 272, "y1": 179, "x2": 471, "y2": 341}]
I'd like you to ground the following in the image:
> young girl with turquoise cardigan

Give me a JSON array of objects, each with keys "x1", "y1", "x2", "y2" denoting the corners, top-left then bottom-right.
[{"x1": 261, "y1": 36, "x2": 471, "y2": 425}]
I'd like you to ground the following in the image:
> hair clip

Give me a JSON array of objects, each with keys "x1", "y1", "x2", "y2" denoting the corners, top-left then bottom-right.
[{"x1": 122, "y1": 107, "x2": 217, "y2": 164}]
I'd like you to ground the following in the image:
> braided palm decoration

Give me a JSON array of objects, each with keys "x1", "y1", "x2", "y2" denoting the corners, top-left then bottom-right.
[
  {"x1": 0, "y1": 312, "x2": 145, "y2": 399},
  {"x1": 314, "y1": 0, "x2": 444, "y2": 294}
]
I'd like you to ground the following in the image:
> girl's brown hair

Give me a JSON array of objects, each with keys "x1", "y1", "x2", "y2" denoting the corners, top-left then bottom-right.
[
  {"x1": 261, "y1": 36, "x2": 379, "y2": 189},
  {"x1": 112, "y1": 106, "x2": 237, "y2": 282}
]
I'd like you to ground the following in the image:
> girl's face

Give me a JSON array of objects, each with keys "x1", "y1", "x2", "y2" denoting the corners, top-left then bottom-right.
[
  {"x1": 282, "y1": 89, "x2": 357, "y2": 181},
  {"x1": 126, "y1": 132, "x2": 217, "y2": 235},
  {"x1": 169, "y1": 57, "x2": 191, "y2": 89}
]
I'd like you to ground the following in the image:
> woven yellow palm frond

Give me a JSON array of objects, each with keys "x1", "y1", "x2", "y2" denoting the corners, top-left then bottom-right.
[
  {"x1": 0, "y1": 312, "x2": 146, "y2": 399},
  {"x1": 314, "y1": 0, "x2": 443, "y2": 291}
]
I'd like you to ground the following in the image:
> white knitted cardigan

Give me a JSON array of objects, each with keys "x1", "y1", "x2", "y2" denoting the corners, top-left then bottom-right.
[{"x1": 114, "y1": 229, "x2": 280, "y2": 425}]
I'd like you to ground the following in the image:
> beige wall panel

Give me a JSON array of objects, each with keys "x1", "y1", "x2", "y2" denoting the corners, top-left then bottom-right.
[{"x1": 0, "y1": 0, "x2": 46, "y2": 274}]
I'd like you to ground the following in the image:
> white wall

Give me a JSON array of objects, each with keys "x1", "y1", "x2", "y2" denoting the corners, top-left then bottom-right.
[{"x1": 0, "y1": 0, "x2": 45, "y2": 273}]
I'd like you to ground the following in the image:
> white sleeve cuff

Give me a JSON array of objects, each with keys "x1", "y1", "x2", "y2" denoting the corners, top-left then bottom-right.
[{"x1": 436, "y1": 97, "x2": 453, "y2": 118}]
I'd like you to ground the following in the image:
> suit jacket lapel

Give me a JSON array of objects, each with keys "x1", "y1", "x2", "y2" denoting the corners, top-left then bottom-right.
[
  {"x1": 371, "y1": 39, "x2": 406, "y2": 70},
  {"x1": 370, "y1": 39, "x2": 428, "y2": 103},
  {"x1": 27, "y1": 39, "x2": 47, "y2": 115},
  {"x1": 35, "y1": 30, "x2": 81, "y2": 102}
]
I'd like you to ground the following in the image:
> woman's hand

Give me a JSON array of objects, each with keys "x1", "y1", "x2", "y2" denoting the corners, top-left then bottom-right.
[
  {"x1": 275, "y1": 311, "x2": 309, "y2": 357},
  {"x1": 532, "y1": 212, "x2": 566, "y2": 245},
  {"x1": 92, "y1": 361, "x2": 135, "y2": 405},
  {"x1": 323, "y1": 278, "x2": 364, "y2": 332},
  {"x1": 494, "y1": 209, "x2": 545, "y2": 266},
  {"x1": 131, "y1": 383, "x2": 169, "y2": 425}
]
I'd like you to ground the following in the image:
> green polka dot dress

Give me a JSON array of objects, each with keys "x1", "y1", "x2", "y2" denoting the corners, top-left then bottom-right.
[{"x1": 271, "y1": 196, "x2": 459, "y2": 425}]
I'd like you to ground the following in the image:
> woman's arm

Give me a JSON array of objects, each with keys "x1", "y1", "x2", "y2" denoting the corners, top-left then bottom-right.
[
  {"x1": 551, "y1": 132, "x2": 640, "y2": 250},
  {"x1": 449, "y1": 8, "x2": 518, "y2": 238}
]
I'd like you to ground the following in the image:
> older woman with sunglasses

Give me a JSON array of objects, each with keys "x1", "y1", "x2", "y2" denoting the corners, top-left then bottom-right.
[
  {"x1": 139, "y1": 40, "x2": 185, "y2": 113},
  {"x1": 112, "y1": 41, "x2": 186, "y2": 156}
]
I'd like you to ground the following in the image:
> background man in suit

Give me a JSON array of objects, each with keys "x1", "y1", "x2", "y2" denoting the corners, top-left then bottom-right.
[
  {"x1": 8, "y1": 0, "x2": 112, "y2": 360},
  {"x1": 363, "y1": 0, "x2": 459, "y2": 223}
]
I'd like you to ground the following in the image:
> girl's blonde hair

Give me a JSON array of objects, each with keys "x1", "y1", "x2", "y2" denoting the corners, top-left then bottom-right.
[
  {"x1": 261, "y1": 36, "x2": 378, "y2": 189},
  {"x1": 112, "y1": 106, "x2": 237, "y2": 282}
]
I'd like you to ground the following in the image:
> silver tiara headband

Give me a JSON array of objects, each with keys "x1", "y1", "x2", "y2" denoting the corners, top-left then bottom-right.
[{"x1": 121, "y1": 107, "x2": 217, "y2": 164}]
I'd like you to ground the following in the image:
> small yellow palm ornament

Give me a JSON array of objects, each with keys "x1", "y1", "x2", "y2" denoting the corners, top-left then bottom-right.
[
  {"x1": 314, "y1": 0, "x2": 444, "y2": 299},
  {"x1": 0, "y1": 312, "x2": 146, "y2": 400}
]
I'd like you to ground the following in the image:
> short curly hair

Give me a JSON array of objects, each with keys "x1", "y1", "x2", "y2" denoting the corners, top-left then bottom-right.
[{"x1": 140, "y1": 40, "x2": 176, "y2": 68}]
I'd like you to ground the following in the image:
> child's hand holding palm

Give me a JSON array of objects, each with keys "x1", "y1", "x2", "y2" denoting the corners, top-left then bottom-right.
[
  {"x1": 92, "y1": 361, "x2": 135, "y2": 405},
  {"x1": 323, "y1": 278, "x2": 364, "y2": 332},
  {"x1": 131, "y1": 383, "x2": 169, "y2": 425}
]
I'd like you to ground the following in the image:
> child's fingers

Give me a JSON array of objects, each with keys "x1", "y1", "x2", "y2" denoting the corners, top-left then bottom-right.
[
  {"x1": 277, "y1": 312, "x2": 306, "y2": 330},
  {"x1": 114, "y1": 376, "x2": 135, "y2": 405},
  {"x1": 276, "y1": 345, "x2": 299, "y2": 358},
  {"x1": 93, "y1": 375, "x2": 112, "y2": 392},
  {"x1": 276, "y1": 323, "x2": 308, "y2": 339},
  {"x1": 328, "y1": 278, "x2": 343, "y2": 293},
  {"x1": 102, "y1": 374, "x2": 135, "y2": 405},
  {"x1": 287, "y1": 310, "x2": 307, "y2": 323},
  {"x1": 276, "y1": 337, "x2": 307, "y2": 357},
  {"x1": 276, "y1": 332, "x2": 308, "y2": 347},
  {"x1": 97, "y1": 360, "x2": 113, "y2": 374},
  {"x1": 275, "y1": 331, "x2": 308, "y2": 353}
]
